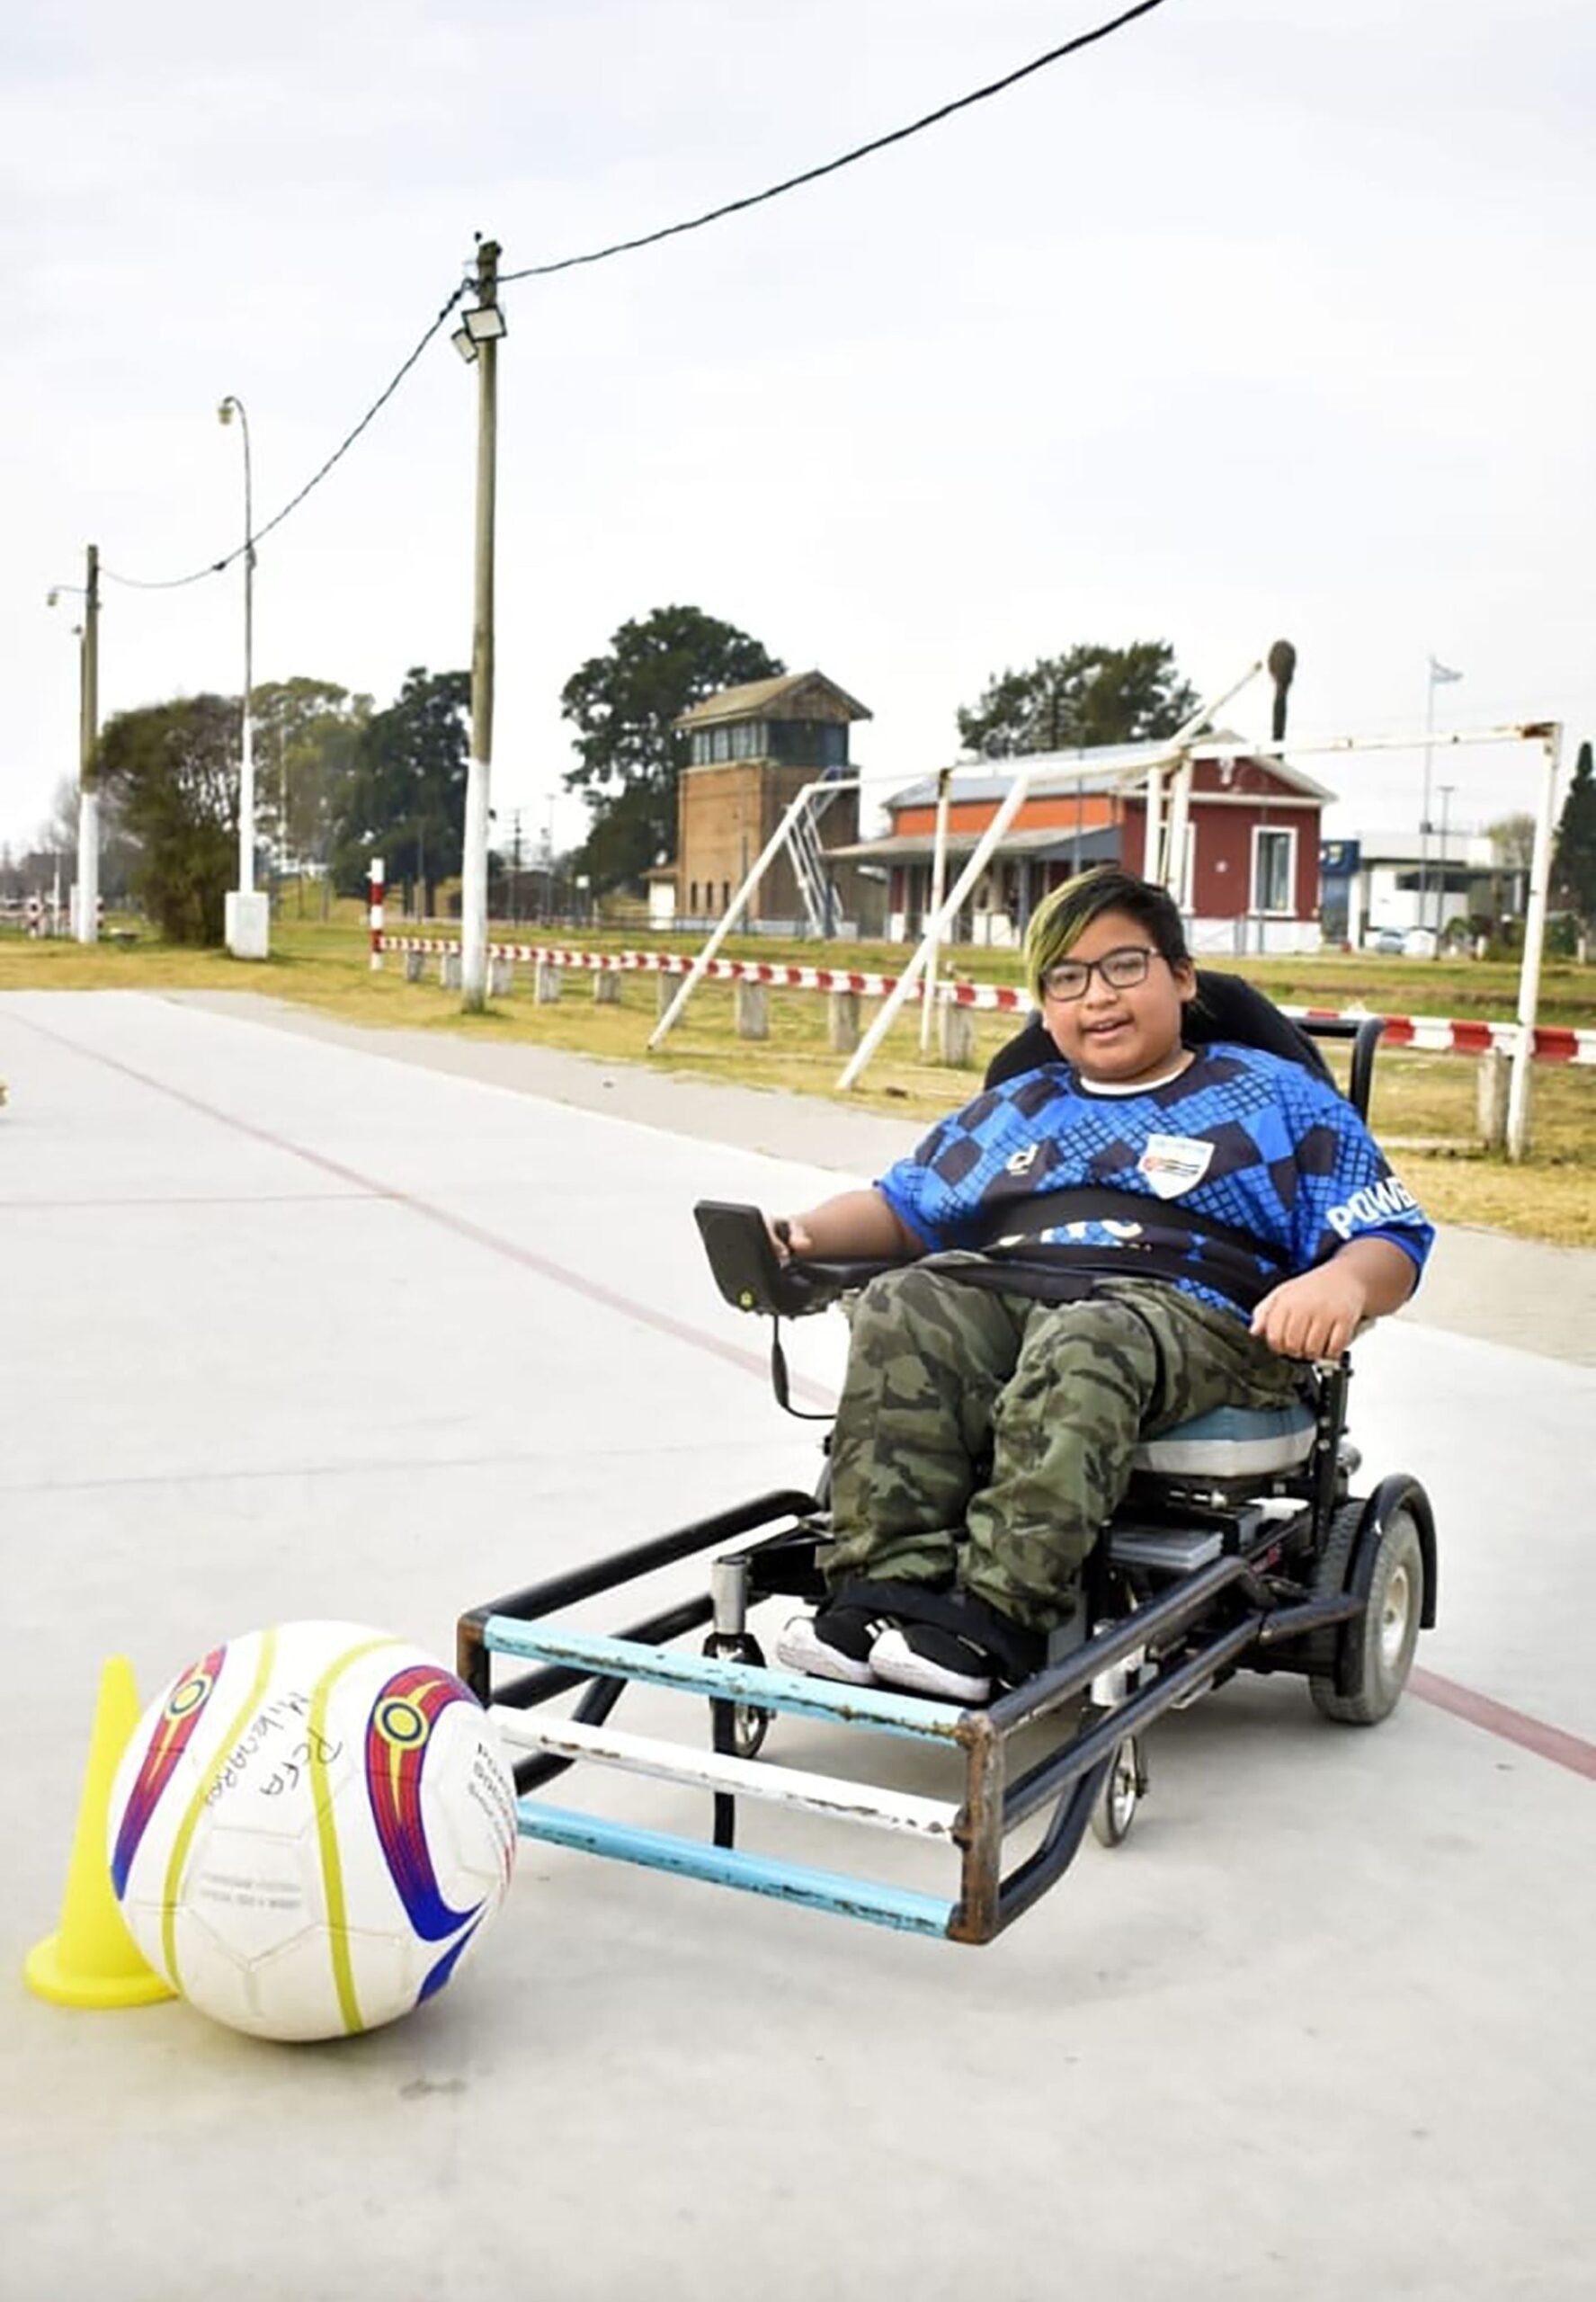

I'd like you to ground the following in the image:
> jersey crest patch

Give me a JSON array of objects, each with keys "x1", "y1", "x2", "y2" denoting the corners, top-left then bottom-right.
[{"x1": 1136, "y1": 1132, "x2": 1214, "y2": 1199}]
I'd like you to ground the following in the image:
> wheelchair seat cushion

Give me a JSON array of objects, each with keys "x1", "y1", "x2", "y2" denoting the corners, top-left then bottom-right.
[{"x1": 1132, "y1": 1399, "x2": 1317, "y2": 1477}]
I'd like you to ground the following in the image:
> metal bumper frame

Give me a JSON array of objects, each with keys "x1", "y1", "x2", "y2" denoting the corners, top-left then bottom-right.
[{"x1": 456, "y1": 1483, "x2": 1367, "y2": 1946}]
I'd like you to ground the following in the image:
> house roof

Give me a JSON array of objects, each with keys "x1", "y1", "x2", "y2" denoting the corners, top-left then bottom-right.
[
  {"x1": 887, "y1": 730, "x2": 1335, "y2": 810},
  {"x1": 828, "y1": 824, "x2": 1121, "y2": 867},
  {"x1": 675, "y1": 670, "x2": 872, "y2": 730}
]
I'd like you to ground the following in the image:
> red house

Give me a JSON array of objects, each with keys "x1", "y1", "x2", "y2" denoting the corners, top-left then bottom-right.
[{"x1": 833, "y1": 736, "x2": 1333, "y2": 955}]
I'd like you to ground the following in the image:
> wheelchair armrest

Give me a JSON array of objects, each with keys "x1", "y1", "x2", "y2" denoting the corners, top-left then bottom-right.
[{"x1": 693, "y1": 1200, "x2": 910, "y2": 1318}]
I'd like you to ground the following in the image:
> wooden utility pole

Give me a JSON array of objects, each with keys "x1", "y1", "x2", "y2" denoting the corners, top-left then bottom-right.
[
  {"x1": 76, "y1": 543, "x2": 101, "y2": 944},
  {"x1": 461, "y1": 236, "x2": 501, "y2": 1013}
]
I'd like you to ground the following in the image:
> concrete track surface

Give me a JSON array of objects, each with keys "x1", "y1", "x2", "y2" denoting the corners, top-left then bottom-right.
[{"x1": 3, "y1": 989, "x2": 1592, "y2": 2302}]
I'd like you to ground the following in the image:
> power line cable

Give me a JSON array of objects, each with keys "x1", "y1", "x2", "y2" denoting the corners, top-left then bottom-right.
[
  {"x1": 101, "y1": 1, "x2": 1171, "y2": 590},
  {"x1": 499, "y1": 0, "x2": 1172, "y2": 282},
  {"x1": 103, "y1": 284, "x2": 468, "y2": 593}
]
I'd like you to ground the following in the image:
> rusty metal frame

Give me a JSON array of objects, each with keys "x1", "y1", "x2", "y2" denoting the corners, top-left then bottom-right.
[{"x1": 457, "y1": 1481, "x2": 1366, "y2": 1945}]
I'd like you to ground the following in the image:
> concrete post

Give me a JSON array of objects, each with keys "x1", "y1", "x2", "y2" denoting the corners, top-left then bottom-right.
[
  {"x1": 1476, "y1": 1047, "x2": 1512, "y2": 1153},
  {"x1": 535, "y1": 962, "x2": 561, "y2": 1004},
  {"x1": 440, "y1": 950, "x2": 462, "y2": 990},
  {"x1": 488, "y1": 956, "x2": 513, "y2": 996},
  {"x1": 828, "y1": 989, "x2": 860, "y2": 1053},
  {"x1": 735, "y1": 980, "x2": 769, "y2": 1040},
  {"x1": 404, "y1": 949, "x2": 424, "y2": 983},
  {"x1": 594, "y1": 970, "x2": 620, "y2": 1005},
  {"x1": 938, "y1": 1000, "x2": 976, "y2": 1067}
]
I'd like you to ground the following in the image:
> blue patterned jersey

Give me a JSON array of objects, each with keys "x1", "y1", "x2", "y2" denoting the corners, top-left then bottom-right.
[{"x1": 875, "y1": 1044, "x2": 1434, "y2": 1323}]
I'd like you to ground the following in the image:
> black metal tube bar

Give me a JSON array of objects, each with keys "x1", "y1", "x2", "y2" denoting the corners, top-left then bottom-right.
[
  {"x1": 511, "y1": 1670, "x2": 632, "y2": 1792},
  {"x1": 1003, "y1": 1615, "x2": 1264, "y2": 1834},
  {"x1": 1253, "y1": 1593, "x2": 1364, "y2": 1645},
  {"x1": 461, "y1": 1489, "x2": 816, "y2": 1634},
  {"x1": 993, "y1": 1762, "x2": 1110, "y2": 1935},
  {"x1": 987, "y1": 1555, "x2": 1252, "y2": 1735}
]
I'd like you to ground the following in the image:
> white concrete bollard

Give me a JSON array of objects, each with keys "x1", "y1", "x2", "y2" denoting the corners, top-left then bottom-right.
[
  {"x1": 735, "y1": 980, "x2": 769, "y2": 1040},
  {"x1": 404, "y1": 950, "x2": 424, "y2": 983},
  {"x1": 1476, "y1": 1047, "x2": 1511, "y2": 1152},
  {"x1": 828, "y1": 989, "x2": 860, "y2": 1054},
  {"x1": 938, "y1": 1000, "x2": 976, "y2": 1067},
  {"x1": 535, "y1": 963, "x2": 562, "y2": 1004},
  {"x1": 488, "y1": 957, "x2": 514, "y2": 997},
  {"x1": 656, "y1": 973, "x2": 678, "y2": 1018},
  {"x1": 593, "y1": 971, "x2": 620, "y2": 1005},
  {"x1": 439, "y1": 951, "x2": 462, "y2": 990}
]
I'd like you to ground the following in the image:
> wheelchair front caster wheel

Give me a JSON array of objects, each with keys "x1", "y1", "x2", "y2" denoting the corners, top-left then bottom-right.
[
  {"x1": 728, "y1": 1704, "x2": 771, "y2": 1758},
  {"x1": 1091, "y1": 1734, "x2": 1145, "y2": 1847},
  {"x1": 705, "y1": 1632, "x2": 773, "y2": 1760}
]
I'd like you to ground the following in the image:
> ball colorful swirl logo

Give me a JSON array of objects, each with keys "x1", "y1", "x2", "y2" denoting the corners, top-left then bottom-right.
[
  {"x1": 365, "y1": 1665, "x2": 486, "y2": 2000},
  {"x1": 111, "y1": 1646, "x2": 226, "y2": 1896}
]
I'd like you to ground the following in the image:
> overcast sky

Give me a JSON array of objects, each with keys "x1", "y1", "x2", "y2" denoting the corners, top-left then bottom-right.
[{"x1": 4, "y1": 0, "x2": 1592, "y2": 865}]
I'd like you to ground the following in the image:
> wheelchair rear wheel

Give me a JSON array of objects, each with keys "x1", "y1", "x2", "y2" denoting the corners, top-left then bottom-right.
[{"x1": 1311, "y1": 1502, "x2": 1424, "y2": 1726}]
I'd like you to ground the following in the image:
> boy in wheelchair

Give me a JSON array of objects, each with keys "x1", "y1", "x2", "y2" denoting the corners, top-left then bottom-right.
[{"x1": 769, "y1": 867, "x2": 1433, "y2": 1706}]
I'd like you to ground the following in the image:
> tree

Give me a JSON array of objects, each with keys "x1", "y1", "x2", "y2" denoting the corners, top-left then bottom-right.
[
  {"x1": 1485, "y1": 812, "x2": 1537, "y2": 873},
  {"x1": 328, "y1": 668, "x2": 469, "y2": 911},
  {"x1": 32, "y1": 774, "x2": 141, "y2": 906},
  {"x1": 250, "y1": 679, "x2": 370, "y2": 877},
  {"x1": 956, "y1": 641, "x2": 1199, "y2": 758},
  {"x1": 95, "y1": 695, "x2": 239, "y2": 942},
  {"x1": 561, "y1": 606, "x2": 783, "y2": 890},
  {"x1": 1551, "y1": 739, "x2": 1596, "y2": 923}
]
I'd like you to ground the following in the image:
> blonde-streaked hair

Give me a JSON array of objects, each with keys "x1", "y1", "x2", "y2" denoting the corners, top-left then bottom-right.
[{"x1": 1023, "y1": 868, "x2": 1192, "y2": 1004}]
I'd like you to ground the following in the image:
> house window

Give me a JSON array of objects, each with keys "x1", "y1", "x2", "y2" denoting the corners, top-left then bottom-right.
[
  {"x1": 689, "y1": 882, "x2": 698, "y2": 914},
  {"x1": 1253, "y1": 825, "x2": 1296, "y2": 915}
]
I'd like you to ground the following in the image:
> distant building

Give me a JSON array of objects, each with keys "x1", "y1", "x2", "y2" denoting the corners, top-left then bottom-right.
[
  {"x1": 671, "y1": 671, "x2": 875, "y2": 934},
  {"x1": 832, "y1": 736, "x2": 1333, "y2": 952},
  {"x1": 1324, "y1": 830, "x2": 1507, "y2": 950}
]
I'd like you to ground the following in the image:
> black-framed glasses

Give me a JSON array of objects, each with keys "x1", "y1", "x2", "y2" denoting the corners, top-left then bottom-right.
[{"x1": 1039, "y1": 944, "x2": 1160, "y2": 1002}]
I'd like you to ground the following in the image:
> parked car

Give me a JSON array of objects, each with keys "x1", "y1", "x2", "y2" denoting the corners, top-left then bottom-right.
[{"x1": 1365, "y1": 928, "x2": 1405, "y2": 954}]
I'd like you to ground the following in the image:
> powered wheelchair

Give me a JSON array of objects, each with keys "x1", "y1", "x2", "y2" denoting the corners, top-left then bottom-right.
[{"x1": 457, "y1": 995, "x2": 1437, "y2": 1946}]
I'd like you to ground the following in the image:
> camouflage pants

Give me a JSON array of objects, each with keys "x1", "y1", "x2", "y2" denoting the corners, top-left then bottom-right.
[{"x1": 825, "y1": 1260, "x2": 1300, "y2": 1633}]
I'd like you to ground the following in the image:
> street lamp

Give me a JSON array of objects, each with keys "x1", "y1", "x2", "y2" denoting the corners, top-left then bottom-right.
[
  {"x1": 218, "y1": 394, "x2": 268, "y2": 959},
  {"x1": 450, "y1": 300, "x2": 507, "y2": 364},
  {"x1": 47, "y1": 545, "x2": 101, "y2": 943},
  {"x1": 1437, "y1": 784, "x2": 1455, "y2": 952},
  {"x1": 1421, "y1": 654, "x2": 1462, "y2": 951}
]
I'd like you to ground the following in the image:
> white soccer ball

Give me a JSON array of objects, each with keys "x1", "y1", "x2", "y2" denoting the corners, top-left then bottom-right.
[{"x1": 106, "y1": 1620, "x2": 519, "y2": 2042}]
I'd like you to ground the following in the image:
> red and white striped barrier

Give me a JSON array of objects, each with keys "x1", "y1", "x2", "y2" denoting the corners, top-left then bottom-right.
[
  {"x1": 376, "y1": 937, "x2": 1596, "y2": 1064},
  {"x1": 366, "y1": 858, "x2": 385, "y2": 973}
]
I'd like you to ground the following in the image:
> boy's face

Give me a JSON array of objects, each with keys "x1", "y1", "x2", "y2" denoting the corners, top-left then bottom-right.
[{"x1": 1040, "y1": 906, "x2": 1196, "y2": 1087}]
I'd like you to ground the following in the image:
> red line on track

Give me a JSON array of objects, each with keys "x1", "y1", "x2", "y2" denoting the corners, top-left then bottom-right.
[
  {"x1": 16, "y1": 1007, "x2": 1595, "y2": 1782},
  {"x1": 7, "y1": 1007, "x2": 834, "y2": 1409},
  {"x1": 1408, "y1": 1668, "x2": 1596, "y2": 1781}
]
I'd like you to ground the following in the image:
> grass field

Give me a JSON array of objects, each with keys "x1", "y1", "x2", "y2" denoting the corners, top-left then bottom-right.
[{"x1": 4, "y1": 910, "x2": 1593, "y2": 1247}]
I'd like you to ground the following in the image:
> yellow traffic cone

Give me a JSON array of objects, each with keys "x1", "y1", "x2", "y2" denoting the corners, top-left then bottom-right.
[{"x1": 24, "y1": 1655, "x2": 176, "y2": 2009}]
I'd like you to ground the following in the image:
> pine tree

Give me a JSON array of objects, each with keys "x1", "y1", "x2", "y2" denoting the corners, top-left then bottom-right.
[{"x1": 1551, "y1": 738, "x2": 1596, "y2": 922}]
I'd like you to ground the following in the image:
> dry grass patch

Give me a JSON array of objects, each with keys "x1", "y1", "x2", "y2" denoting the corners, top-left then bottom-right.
[{"x1": 4, "y1": 919, "x2": 1592, "y2": 1248}]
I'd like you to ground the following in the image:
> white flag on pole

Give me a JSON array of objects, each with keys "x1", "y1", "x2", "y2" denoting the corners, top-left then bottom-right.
[{"x1": 1428, "y1": 655, "x2": 1463, "y2": 683}]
